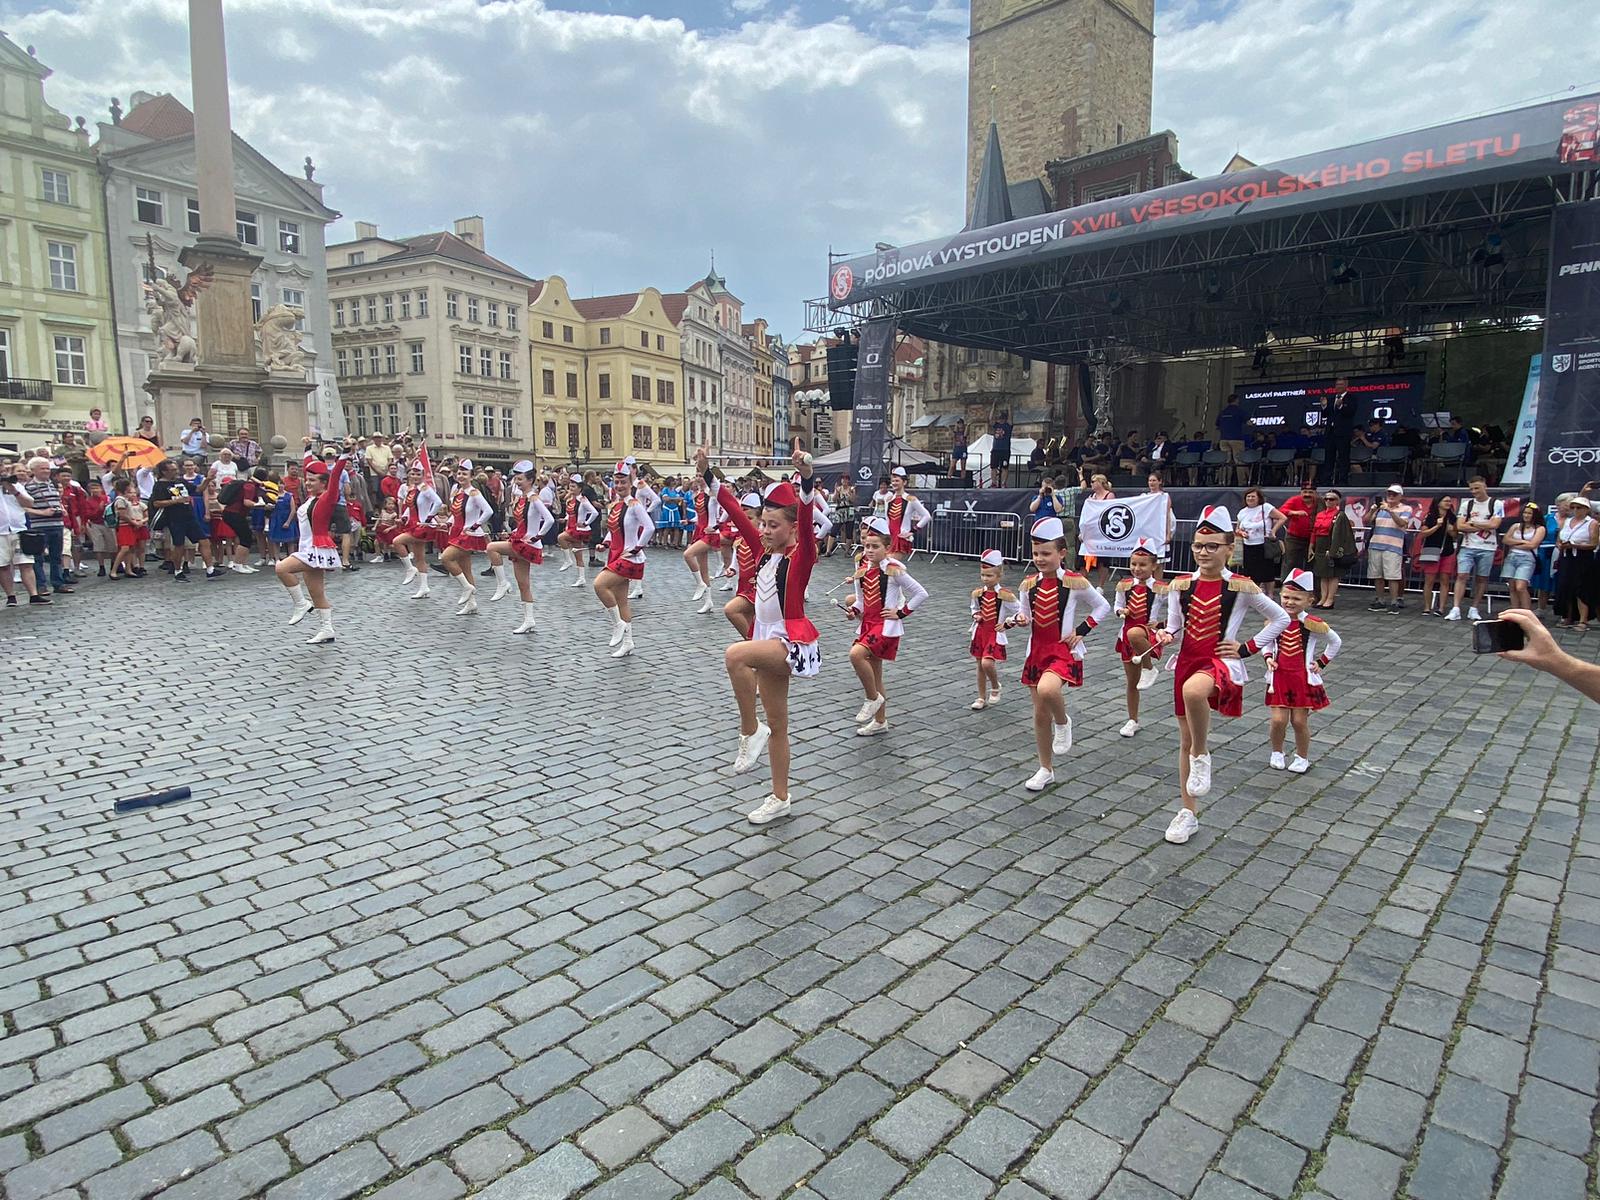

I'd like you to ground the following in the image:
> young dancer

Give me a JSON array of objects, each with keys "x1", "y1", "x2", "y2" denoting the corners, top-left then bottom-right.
[
  {"x1": 487, "y1": 460, "x2": 554, "y2": 634},
  {"x1": 1114, "y1": 537, "x2": 1167, "y2": 737},
  {"x1": 703, "y1": 441, "x2": 819, "y2": 825},
  {"x1": 1263, "y1": 569, "x2": 1343, "y2": 774},
  {"x1": 723, "y1": 491, "x2": 763, "y2": 639},
  {"x1": 394, "y1": 464, "x2": 443, "y2": 597},
  {"x1": 1015, "y1": 517, "x2": 1111, "y2": 791},
  {"x1": 1156, "y1": 506, "x2": 1290, "y2": 844},
  {"x1": 594, "y1": 461, "x2": 657, "y2": 658},
  {"x1": 968, "y1": 548, "x2": 1019, "y2": 710},
  {"x1": 373, "y1": 495, "x2": 403, "y2": 560},
  {"x1": 440, "y1": 463, "x2": 493, "y2": 614},
  {"x1": 884, "y1": 467, "x2": 931, "y2": 558},
  {"x1": 844, "y1": 516, "x2": 930, "y2": 737},
  {"x1": 685, "y1": 474, "x2": 723, "y2": 611},
  {"x1": 274, "y1": 455, "x2": 348, "y2": 644},
  {"x1": 557, "y1": 473, "x2": 599, "y2": 587}
]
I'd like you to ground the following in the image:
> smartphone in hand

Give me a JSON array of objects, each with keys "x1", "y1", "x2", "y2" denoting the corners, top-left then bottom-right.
[{"x1": 1472, "y1": 619, "x2": 1526, "y2": 654}]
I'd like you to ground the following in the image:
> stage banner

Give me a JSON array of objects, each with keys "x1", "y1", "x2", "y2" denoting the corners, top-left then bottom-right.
[
  {"x1": 848, "y1": 319, "x2": 895, "y2": 489},
  {"x1": 1533, "y1": 199, "x2": 1600, "y2": 505},
  {"x1": 1502, "y1": 355, "x2": 1540, "y2": 487},
  {"x1": 1079, "y1": 491, "x2": 1174, "y2": 557}
]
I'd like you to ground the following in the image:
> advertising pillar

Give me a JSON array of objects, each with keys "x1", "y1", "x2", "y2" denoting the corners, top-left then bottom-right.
[
  {"x1": 1533, "y1": 198, "x2": 1600, "y2": 505},
  {"x1": 848, "y1": 319, "x2": 895, "y2": 488}
]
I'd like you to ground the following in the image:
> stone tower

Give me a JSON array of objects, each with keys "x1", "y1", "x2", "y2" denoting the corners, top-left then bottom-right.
[{"x1": 967, "y1": 0, "x2": 1155, "y2": 212}]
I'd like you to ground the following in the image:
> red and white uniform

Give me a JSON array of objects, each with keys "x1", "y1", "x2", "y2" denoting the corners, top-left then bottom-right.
[
  {"x1": 1019, "y1": 568, "x2": 1111, "y2": 688},
  {"x1": 715, "y1": 475, "x2": 820, "y2": 676},
  {"x1": 602, "y1": 487, "x2": 657, "y2": 581},
  {"x1": 969, "y1": 586, "x2": 1020, "y2": 661},
  {"x1": 447, "y1": 487, "x2": 493, "y2": 552},
  {"x1": 691, "y1": 487, "x2": 723, "y2": 549},
  {"x1": 400, "y1": 482, "x2": 443, "y2": 545},
  {"x1": 849, "y1": 558, "x2": 929, "y2": 662},
  {"x1": 564, "y1": 492, "x2": 598, "y2": 538},
  {"x1": 1163, "y1": 568, "x2": 1290, "y2": 718},
  {"x1": 733, "y1": 514, "x2": 761, "y2": 605},
  {"x1": 508, "y1": 491, "x2": 555, "y2": 564},
  {"x1": 885, "y1": 491, "x2": 931, "y2": 557},
  {"x1": 295, "y1": 457, "x2": 347, "y2": 571},
  {"x1": 1114, "y1": 577, "x2": 1167, "y2": 664},
  {"x1": 1262, "y1": 613, "x2": 1341, "y2": 711}
]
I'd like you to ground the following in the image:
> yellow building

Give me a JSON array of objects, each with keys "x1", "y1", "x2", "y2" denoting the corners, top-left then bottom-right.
[
  {"x1": 527, "y1": 276, "x2": 684, "y2": 466},
  {"x1": 743, "y1": 318, "x2": 775, "y2": 458},
  {"x1": 0, "y1": 35, "x2": 120, "y2": 446}
]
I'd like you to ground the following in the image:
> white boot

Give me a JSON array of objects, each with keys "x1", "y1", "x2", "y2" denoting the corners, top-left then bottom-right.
[
  {"x1": 306, "y1": 607, "x2": 335, "y2": 644},
  {"x1": 608, "y1": 610, "x2": 626, "y2": 647},
  {"x1": 691, "y1": 580, "x2": 708, "y2": 601},
  {"x1": 571, "y1": 563, "x2": 586, "y2": 588},
  {"x1": 611, "y1": 622, "x2": 633, "y2": 658},
  {"x1": 490, "y1": 564, "x2": 512, "y2": 601},
  {"x1": 628, "y1": 583, "x2": 644, "y2": 600},
  {"x1": 513, "y1": 602, "x2": 536, "y2": 634},
  {"x1": 697, "y1": 593, "x2": 714, "y2": 614},
  {"x1": 287, "y1": 584, "x2": 313, "y2": 625},
  {"x1": 558, "y1": 552, "x2": 572, "y2": 573},
  {"x1": 458, "y1": 586, "x2": 478, "y2": 615},
  {"x1": 401, "y1": 559, "x2": 418, "y2": 585},
  {"x1": 411, "y1": 576, "x2": 430, "y2": 599}
]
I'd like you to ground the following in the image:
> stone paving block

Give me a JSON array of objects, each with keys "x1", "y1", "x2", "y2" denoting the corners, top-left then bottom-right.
[
  {"x1": 83, "y1": 1129, "x2": 223, "y2": 1200},
  {"x1": 999, "y1": 1057, "x2": 1089, "y2": 1128},
  {"x1": 947, "y1": 1100, "x2": 1038, "y2": 1177},
  {"x1": 287, "y1": 1089, "x2": 409, "y2": 1163},
  {"x1": 4, "y1": 1131, "x2": 124, "y2": 1200},
  {"x1": 34, "y1": 1081, "x2": 154, "y2": 1153},
  {"x1": 1251, "y1": 1066, "x2": 1343, "y2": 1150},
  {"x1": 792, "y1": 1071, "x2": 895, "y2": 1152},
  {"x1": 1163, "y1": 988, "x2": 1234, "y2": 1037},
  {"x1": 377, "y1": 1081, "x2": 517, "y2": 1167},
  {"x1": 367, "y1": 1160, "x2": 467, "y2": 1200},
  {"x1": 1217, "y1": 1125, "x2": 1304, "y2": 1199},
  {"x1": 450, "y1": 1128, "x2": 524, "y2": 1185},
  {"x1": 158, "y1": 1140, "x2": 292, "y2": 1200},
  {"x1": 507, "y1": 1088, "x2": 607, "y2": 1154},
  {"x1": 1344, "y1": 1077, "x2": 1428, "y2": 1157},
  {"x1": 642, "y1": 1059, "x2": 739, "y2": 1127},
  {"x1": 711, "y1": 1017, "x2": 798, "y2": 1075},
  {"x1": 265, "y1": 1140, "x2": 392, "y2": 1200},
  {"x1": 724, "y1": 1060, "x2": 823, "y2": 1131},
  {"x1": 809, "y1": 1139, "x2": 907, "y2": 1200},
  {"x1": 1408, "y1": 1126, "x2": 1500, "y2": 1200},
  {"x1": 1495, "y1": 1137, "x2": 1589, "y2": 1200},
  {"x1": 578, "y1": 1104, "x2": 669, "y2": 1169},
  {"x1": 1021, "y1": 1119, "x2": 1124, "y2": 1200},
  {"x1": 897, "y1": 1153, "x2": 996, "y2": 1199},
  {"x1": 1508, "y1": 1076, "x2": 1595, "y2": 1157},
  {"x1": 735, "y1": 1133, "x2": 825, "y2": 1200},
  {"x1": 871, "y1": 1086, "x2": 965, "y2": 1162},
  {"x1": 1074, "y1": 1065, "x2": 1170, "y2": 1147},
  {"x1": 652, "y1": 1110, "x2": 756, "y2": 1185},
  {"x1": 580, "y1": 1047, "x2": 673, "y2": 1107},
  {"x1": 1123, "y1": 1107, "x2": 1225, "y2": 1196},
  {"x1": 584, "y1": 1162, "x2": 685, "y2": 1200},
  {"x1": 1448, "y1": 1027, "x2": 1526, "y2": 1094},
  {"x1": 1313, "y1": 1135, "x2": 1403, "y2": 1200}
]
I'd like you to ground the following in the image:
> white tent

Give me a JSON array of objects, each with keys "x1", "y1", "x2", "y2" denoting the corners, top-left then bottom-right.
[
  {"x1": 964, "y1": 433, "x2": 1038, "y2": 463},
  {"x1": 810, "y1": 435, "x2": 938, "y2": 473}
]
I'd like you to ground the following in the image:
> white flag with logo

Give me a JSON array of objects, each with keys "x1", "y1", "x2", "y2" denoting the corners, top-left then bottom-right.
[{"x1": 1079, "y1": 492, "x2": 1171, "y2": 557}]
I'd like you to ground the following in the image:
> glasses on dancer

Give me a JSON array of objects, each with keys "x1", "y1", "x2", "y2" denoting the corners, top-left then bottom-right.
[{"x1": 1192, "y1": 540, "x2": 1227, "y2": 553}]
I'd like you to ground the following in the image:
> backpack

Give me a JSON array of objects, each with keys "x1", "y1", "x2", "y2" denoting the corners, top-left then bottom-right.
[{"x1": 104, "y1": 500, "x2": 119, "y2": 528}]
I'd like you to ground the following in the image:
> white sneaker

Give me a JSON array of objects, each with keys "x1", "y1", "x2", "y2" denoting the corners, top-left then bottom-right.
[
  {"x1": 1164, "y1": 808, "x2": 1199, "y2": 844},
  {"x1": 1119, "y1": 719, "x2": 1140, "y2": 738},
  {"x1": 747, "y1": 794, "x2": 790, "y2": 825},
  {"x1": 990, "y1": 687, "x2": 1002, "y2": 705},
  {"x1": 1137, "y1": 662, "x2": 1160, "y2": 691},
  {"x1": 1467, "y1": 607, "x2": 1482, "y2": 621},
  {"x1": 1288, "y1": 756, "x2": 1310, "y2": 774},
  {"x1": 1186, "y1": 752, "x2": 1213, "y2": 797},
  {"x1": 691, "y1": 581, "x2": 708, "y2": 601},
  {"x1": 1024, "y1": 767, "x2": 1055, "y2": 792},
  {"x1": 697, "y1": 595, "x2": 714, "y2": 614},
  {"x1": 733, "y1": 723, "x2": 771, "y2": 773},
  {"x1": 611, "y1": 625, "x2": 633, "y2": 658},
  {"x1": 287, "y1": 598, "x2": 313, "y2": 626},
  {"x1": 857, "y1": 721, "x2": 887, "y2": 737},
  {"x1": 1052, "y1": 716, "x2": 1073, "y2": 757},
  {"x1": 1269, "y1": 751, "x2": 1286, "y2": 770},
  {"x1": 227, "y1": 562, "x2": 244, "y2": 573},
  {"x1": 854, "y1": 695, "x2": 885, "y2": 724},
  {"x1": 970, "y1": 697, "x2": 988, "y2": 711},
  {"x1": 402, "y1": 561, "x2": 418, "y2": 584},
  {"x1": 1444, "y1": 606, "x2": 1462, "y2": 621}
]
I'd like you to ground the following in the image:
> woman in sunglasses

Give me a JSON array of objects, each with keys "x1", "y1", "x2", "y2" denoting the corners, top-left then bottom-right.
[{"x1": 1309, "y1": 489, "x2": 1356, "y2": 609}]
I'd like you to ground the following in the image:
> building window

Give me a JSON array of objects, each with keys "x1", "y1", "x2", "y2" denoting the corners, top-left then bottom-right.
[
  {"x1": 567, "y1": 421, "x2": 579, "y2": 449},
  {"x1": 598, "y1": 373, "x2": 611, "y2": 399},
  {"x1": 467, "y1": 296, "x2": 480, "y2": 323},
  {"x1": 1, "y1": 329, "x2": 16, "y2": 376},
  {"x1": 135, "y1": 186, "x2": 163, "y2": 224},
  {"x1": 458, "y1": 344, "x2": 472, "y2": 374},
  {"x1": 479, "y1": 348, "x2": 492, "y2": 378},
  {"x1": 507, "y1": 305, "x2": 519, "y2": 332},
  {"x1": 461, "y1": 404, "x2": 475, "y2": 437},
  {"x1": 501, "y1": 410, "x2": 514, "y2": 439},
  {"x1": 356, "y1": 407, "x2": 368, "y2": 436},
  {"x1": 482, "y1": 405, "x2": 496, "y2": 437},
  {"x1": 187, "y1": 197, "x2": 201, "y2": 234},
  {"x1": 640, "y1": 331, "x2": 649, "y2": 349},
  {"x1": 400, "y1": 292, "x2": 411, "y2": 319},
  {"x1": 447, "y1": 292, "x2": 459, "y2": 319},
  {"x1": 41, "y1": 169, "x2": 71, "y2": 204},
  {"x1": 600, "y1": 423, "x2": 613, "y2": 450},
  {"x1": 656, "y1": 378, "x2": 675, "y2": 404},
  {"x1": 47, "y1": 241, "x2": 77, "y2": 291},
  {"x1": 348, "y1": 250, "x2": 365, "y2": 265},
  {"x1": 281, "y1": 287, "x2": 305, "y2": 330},
  {"x1": 384, "y1": 344, "x2": 397, "y2": 375},
  {"x1": 562, "y1": 325, "x2": 573, "y2": 343},
  {"x1": 236, "y1": 210, "x2": 259, "y2": 245},
  {"x1": 366, "y1": 297, "x2": 377, "y2": 323},
  {"x1": 387, "y1": 403, "x2": 400, "y2": 435},
  {"x1": 487, "y1": 301, "x2": 499, "y2": 328},
  {"x1": 632, "y1": 425, "x2": 652, "y2": 450},
  {"x1": 543, "y1": 420, "x2": 556, "y2": 448},
  {"x1": 499, "y1": 352, "x2": 512, "y2": 381},
  {"x1": 52, "y1": 334, "x2": 87, "y2": 385},
  {"x1": 367, "y1": 346, "x2": 380, "y2": 376},
  {"x1": 413, "y1": 401, "x2": 428, "y2": 436},
  {"x1": 279, "y1": 220, "x2": 301, "y2": 254},
  {"x1": 333, "y1": 302, "x2": 344, "y2": 328},
  {"x1": 408, "y1": 341, "x2": 424, "y2": 373},
  {"x1": 336, "y1": 349, "x2": 347, "y2": 377},
  {"x1": 659, "y1": 427, "x2": 676, "y2": 453},
  {"x1": 383, "y1": 294, "x2": 394, "y2": 322},
  {"x1": 657, "y1": 334, "x2": 665, "y2": 352},
  {"x1": 345, "y1": 299, "x2": 358, "y2": 326},
  {"x1": 541, "y1": 320, "x2": 554, "y2": 339},
  {"x1": 631, "y1": 374, "x2": 649, "y2": 401},
  {"x1": 353, "y1": 348, "x2": 364, "y2": 377},
  {"x1": 417, "y1": 290, "x2": 429, "y2": 317},
  {"x1": 565, "y1": 371, "x2": 578, "y2": 398},
  {"x1": 249, "y1": 282, "x2": 263, "y2": 323},
  {"x1": 600, "y1": 327, "x2": 611, "y2": 345},
  {"x1": 542, "y1": 368, "x2": 555, "y2": 396}
]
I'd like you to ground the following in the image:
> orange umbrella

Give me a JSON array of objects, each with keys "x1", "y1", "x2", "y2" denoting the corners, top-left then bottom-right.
[{"x1": 87, "y1": 436, "x2": 167, "y2": 471}]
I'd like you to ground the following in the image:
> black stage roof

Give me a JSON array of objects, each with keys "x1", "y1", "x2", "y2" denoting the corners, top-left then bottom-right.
[{"x1": 812, "y1": 94, "x2": 1600, "y2": 361}]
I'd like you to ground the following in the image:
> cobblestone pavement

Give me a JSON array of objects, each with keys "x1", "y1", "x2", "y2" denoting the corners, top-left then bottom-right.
[{"x1": 3, "y1": 553, "x2": 1598, "y2": 1200}]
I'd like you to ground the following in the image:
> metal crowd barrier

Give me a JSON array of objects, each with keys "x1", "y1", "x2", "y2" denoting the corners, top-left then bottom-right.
[{"x1": 924, "y1": 504, "x2": 1033, "y2": 565}]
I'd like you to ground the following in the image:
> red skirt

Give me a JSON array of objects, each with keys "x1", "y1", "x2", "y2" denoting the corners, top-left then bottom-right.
[
  {"x1": 604, "y1": 556, "x2": 644, "y2": 581},
  {"x1": 510, "y1": 542, "x2": 544, "y2": 565},
  {"x1": 1022, "y1": 644, "x2": 1083, "y2": 688},
  {"x1": 854, "y1": 626, "x2": 900, "y2": 661},
  {"x1": 693, "y1": 531, "x2": 721, "y2": 550},
  {"x1": 116, "y1": 524, "x2": 146, "y2": 548},
  {"x1": 736, "y1": 578, "x2": 756, "y2": 603},
  {"x1": 970, "y1": 624, "x2": 1006, "y2": 661},
  {"x1": 891, "y1": 534, "x2": 913, "y2": 557},
  {"x1": 209, "y1": 518, "x2": 232, "y2": 541},
  {"x1": 1266, "y1": 660, "x2": 1329, "y2": 710},
  {"x1": 1115, "y1": 623, "x2": 1163, "y2": 664},
  {"x1": 375, "y1": 526, "x2": 400, "y2": 547},
  {"x1": 348, "y1": 503, "x2": 366, "y2": 526},
  {"x1": 1173, "y1": 657, "x2": 1244, "y2": 718},
  {"x1": 449, "y1": 532, "x2": 488, "y2": 552}
]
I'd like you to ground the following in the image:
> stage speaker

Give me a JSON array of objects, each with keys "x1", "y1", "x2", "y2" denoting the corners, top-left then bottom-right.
[{"x1": 827, "y1": 342, "x2": 858, "y2": 410}]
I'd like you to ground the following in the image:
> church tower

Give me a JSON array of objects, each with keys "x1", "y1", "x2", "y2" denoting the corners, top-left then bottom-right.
[{"x1": 967, "y1": 0, "x2": 1156, "y2": 213}]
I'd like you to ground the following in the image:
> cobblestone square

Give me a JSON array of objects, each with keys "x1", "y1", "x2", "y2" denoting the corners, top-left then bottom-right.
[{"x1": 3, "y1": 554, "x2": 1597, "y2": 1199}]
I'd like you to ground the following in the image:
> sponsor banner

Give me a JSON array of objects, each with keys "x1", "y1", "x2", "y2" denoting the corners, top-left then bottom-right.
[
  {"x1": 829, "y1": 92, "x2": 1600, "y2": 306},
  {"x1": 1239, "y1": 373, "x2": 1425, "y2": 432},
  {"x1": 1079, "y1": 492, "x2": 1175, "y2": 558},
  {"x1": 1502, "y1": 356, "x2": 1540, "y2": 486},
  {"x1": 1533, "y1": 199, "x2": 1600, "y2": 504},
  {"x1": 847, "y1": 319, "x2": 895, "y2": 488}
]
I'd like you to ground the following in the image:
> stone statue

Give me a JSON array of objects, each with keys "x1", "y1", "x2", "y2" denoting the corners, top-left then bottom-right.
[
  {"x1": 144, "y1": 267, "x2": 213, "y2": 364},
  {"x1": 256, "y1": 304, "x2": 307, "y2": 372}
]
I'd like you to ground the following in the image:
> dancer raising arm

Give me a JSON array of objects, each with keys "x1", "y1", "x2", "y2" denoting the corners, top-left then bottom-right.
[
  {"x1": 594, "y1": 461, "x2": 657, "y2": 659},
  {"x1": 274, "y1": 453, "x2": 348, "y2": 644},
  {"x1": 440, "y1": 463, "x2": 493, "y2": 615},
  {"x1": 685, "y1": 474, "x2": 723, "y2": 612},
  {"x1": 557, "y1": 473, "x2": 599, "y2": 587},
  {"x1": 488, "y1": 460, "x2": 554, "y2": 635},
  {"x1": 844, "y1": 515, "x2": 930, "y2": 738},
  {"x1": 723, "y1": 491, "x2": 764, "y2": 639},
  {"x1": 393, "y1": 464, "x2": 442, "y2": 598}
]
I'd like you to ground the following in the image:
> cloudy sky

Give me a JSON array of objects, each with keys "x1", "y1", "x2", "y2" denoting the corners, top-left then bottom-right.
[{"x1": 6, "y1": 0, "x2": 1592, "y2": 335}]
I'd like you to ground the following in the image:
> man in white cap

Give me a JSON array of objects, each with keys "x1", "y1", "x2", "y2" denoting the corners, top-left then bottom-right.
[{"x1": 1365, "y1": 484, "x2": 1414, "y2": 614}]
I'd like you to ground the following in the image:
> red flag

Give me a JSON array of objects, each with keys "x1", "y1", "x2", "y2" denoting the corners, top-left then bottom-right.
[{"x1": 416, "y1": 441, "x2": 434, "y2": 488}]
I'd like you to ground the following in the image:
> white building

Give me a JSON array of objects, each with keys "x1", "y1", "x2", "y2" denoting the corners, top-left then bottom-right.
[{"x1": 667, "y1": 280, "x2": 724, "y2": 454}]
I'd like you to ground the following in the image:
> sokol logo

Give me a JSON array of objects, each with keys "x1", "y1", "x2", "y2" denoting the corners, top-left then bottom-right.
[
  {"x1": 1552, "y1": 354, "x2": 1573, "y2": 373},
  {"x1": 830, "y1": 265, "x2": 854, "y2": 301},
  {"x1": 1101, "y1": 504, "x2": 1136, "y2": 540}
]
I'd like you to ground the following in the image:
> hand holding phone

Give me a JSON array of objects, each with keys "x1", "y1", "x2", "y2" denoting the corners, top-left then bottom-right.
[{"x1": 1473, "y1": 618, "x2": 1526, "y2": 654}]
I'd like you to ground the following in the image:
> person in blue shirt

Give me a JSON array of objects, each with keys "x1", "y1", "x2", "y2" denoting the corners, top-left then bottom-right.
[
  {"x1": 1445, "y1": 416, "x2": 1472, "y2": 444},
  {"x1": 1216, "y1": 393, "x2": 1248, "y2": 485}
]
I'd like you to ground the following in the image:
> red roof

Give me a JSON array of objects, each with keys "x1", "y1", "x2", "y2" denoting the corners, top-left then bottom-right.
[
  {"x1": 528, "y1": 281, "x2": 545, "y2": 303},
  {"x1": 119, "y1": 93, "x2": 195, "y2": 141},
  {"x1": 348, "y1": 231, "x2": 533, "y2": 281},
  {"x1": 661, "y1": 294, "x2": 688, "y2": 324},
  {"x1": 571, "y1": 292, "x2": 642, "y2": 321}
]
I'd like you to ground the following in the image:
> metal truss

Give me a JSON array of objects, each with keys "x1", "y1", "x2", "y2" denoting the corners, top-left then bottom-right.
[{"x1": 805, "y1": 169, "x2": 1598, "y2": 362}]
